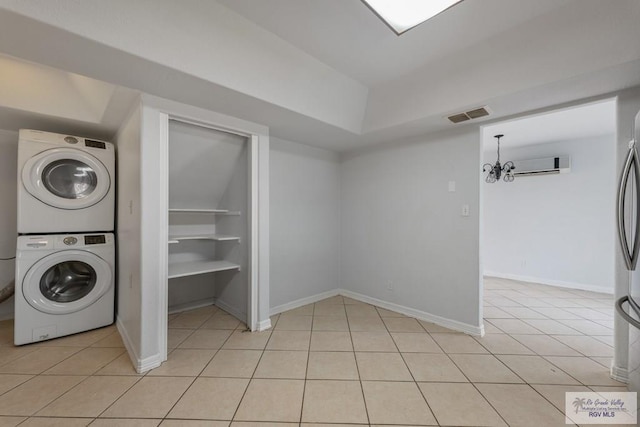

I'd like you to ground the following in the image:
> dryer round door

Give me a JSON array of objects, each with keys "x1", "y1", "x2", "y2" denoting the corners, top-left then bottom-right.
[
  {"x1": 22, "y1": 148, "x2": 111, "y2": 209},
  {"x1": 22, "y1": 250, "x2": 113, "y2": 315}
]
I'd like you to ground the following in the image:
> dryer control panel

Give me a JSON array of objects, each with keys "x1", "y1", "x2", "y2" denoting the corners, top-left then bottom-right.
[
  {"x1": 19, "y1": 129, "x2": 113, "y2": 152},
  {"x1": 84, "y1": 235, "x2": 106, "y2": 245}
]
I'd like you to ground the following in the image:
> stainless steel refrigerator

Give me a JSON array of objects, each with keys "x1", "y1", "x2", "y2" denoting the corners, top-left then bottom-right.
[{"x1": 616, "y1": 109, "x2": 640, "y2": 396}]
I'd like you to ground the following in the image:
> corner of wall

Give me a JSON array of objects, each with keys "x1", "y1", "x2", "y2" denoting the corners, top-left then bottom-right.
[{"x1": 337, "y1": 128, "x2": 482, "y2": 328}]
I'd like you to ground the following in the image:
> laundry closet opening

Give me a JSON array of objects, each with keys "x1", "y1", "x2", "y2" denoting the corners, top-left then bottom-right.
[{"x1": 167, "y1": 119, "x2": 251, "y2": 326}]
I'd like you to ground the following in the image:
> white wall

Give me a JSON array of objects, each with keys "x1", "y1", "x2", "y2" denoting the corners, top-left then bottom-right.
[
  {"x1": 115, "y1": 101, "x2": 144, "y2": 367},
  {"x1": 483, "y1": 136, "x2": 616, "y2": 293},
  {"x1": 340, "y1": 129, "x2": 482, "y2": 333},
  {"x1": 269, "y1": 138, "x2": 341, "y2": 311},
  {"x1": 0, "y1": 129, "x2": 17, "y2": 319}
]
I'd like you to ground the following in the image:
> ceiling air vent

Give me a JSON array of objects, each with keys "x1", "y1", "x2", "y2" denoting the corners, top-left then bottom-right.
[
  {"x1": 466, "y1": 107, "x2": 490, "y2": 119},
  {"x1": 448, "y1": 113, "x2": 470, "y2": 124},
  {"x1": 447, "y1": 106, "x2": 491, "y2": 124}
]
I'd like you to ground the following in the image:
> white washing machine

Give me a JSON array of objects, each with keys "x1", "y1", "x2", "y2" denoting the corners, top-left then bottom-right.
[
  {"x1": 14, "y1": 233, "x2": 115, "y2": 345},
  {"x1": 17, "y1": 129, "x2": 115, "y2": 234}
]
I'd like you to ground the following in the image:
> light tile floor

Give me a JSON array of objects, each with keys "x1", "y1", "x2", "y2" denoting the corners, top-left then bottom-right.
[{"x1": 0, "y1": 277, "x2": 630, "y2": 426}]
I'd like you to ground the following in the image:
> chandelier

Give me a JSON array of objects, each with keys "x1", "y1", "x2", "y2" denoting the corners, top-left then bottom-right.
[{"x1": 483, "y1": 134, "x2": 515, "y2": 183}]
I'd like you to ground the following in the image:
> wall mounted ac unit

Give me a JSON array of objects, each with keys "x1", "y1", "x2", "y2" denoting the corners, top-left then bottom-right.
[{"x1": 512, "y1": 156, "x2": 570, "y2": 176}]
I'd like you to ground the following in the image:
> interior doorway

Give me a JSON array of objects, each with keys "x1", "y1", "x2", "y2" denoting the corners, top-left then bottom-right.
[{"x1": 477, "y1": 99, "x2": 620, "y2": 379}]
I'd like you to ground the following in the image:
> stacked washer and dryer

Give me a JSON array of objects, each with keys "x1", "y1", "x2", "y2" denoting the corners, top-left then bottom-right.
[{"x1": 14, "y1": 130, "x2": 116, "y2": 345}]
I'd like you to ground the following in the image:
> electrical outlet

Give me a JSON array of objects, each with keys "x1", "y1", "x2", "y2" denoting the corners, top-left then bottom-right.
[
  {"x1": 461, "y1": 204, "x2": 470, "y2": 217},
  {"x1": 386, "y1": 280, "x2": 394, "y2": 292}
]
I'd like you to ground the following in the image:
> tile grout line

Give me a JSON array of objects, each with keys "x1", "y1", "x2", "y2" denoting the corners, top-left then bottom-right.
[
  {"x1": 344, "y1": 300, "x2": 371, "y2": 426},
  {"x1": 483, "y1": 321, "x2": 612, "y2": 386},
  {"x1": 98, "y1": 307, "x2": 232, "y2": 422},
  {"x1": 227, "y1": 317, "x2": 268, "y2": 423},
  {"x1": 382, "y1": 311, "x2": 440, "y2": 425},
  {"x1": 483, "y1": 289, "x2": 616, "y2": 424},
  {"x1": 425, "y1": 325, "x2": 511, "y2": 427},
  {"x1": 298, "y1": 299, "x2": 316, "y2": 424},
  {"x1": 3, "y1": 331, "x2": 138, "y2": 420},
  {"x1": 483, "y1": 282, "x2": 619, "y2": 424},
  {"x1": 482, "y1": 325, "x2": 604, "y2": 388}
]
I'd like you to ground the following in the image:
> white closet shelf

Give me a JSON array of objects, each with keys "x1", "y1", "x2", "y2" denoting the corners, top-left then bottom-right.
[
  {"x1": 169, "y1": 208, "x2": 241, "y2": 215},
  {"x1": 168, "y1": 234, "x2": 240, "y2": 244},
  {"x1": 168, "y1": 260, "x2": 240, "y2": 279}
]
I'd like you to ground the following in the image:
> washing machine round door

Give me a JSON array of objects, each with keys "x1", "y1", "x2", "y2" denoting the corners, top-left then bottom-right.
[
  {"x1": 22, "y1": 250, "x2": 113, "y2": 315},
  {"x1": 22, "y1": 148, "x2": 111, "y2": 209}
]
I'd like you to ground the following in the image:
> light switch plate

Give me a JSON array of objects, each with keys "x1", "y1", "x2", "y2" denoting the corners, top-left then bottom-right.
[{"x1": 448, "y1": 181, "x2": 456, "y2": 192}]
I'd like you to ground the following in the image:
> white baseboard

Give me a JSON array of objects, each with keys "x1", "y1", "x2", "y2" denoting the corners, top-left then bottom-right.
[
  {"x1": 269, "y1": 288, "x2": 482, "y2": 336},
  {"x1": 116, "y1": 316, "x2": 136, "y2": 363},
  {"x1": 610, "y1": 364, "x2": 629, "y2": 384},
  {"x1": 116, "y1": 316, "x2": 163, "y2": 374},
  {"x1": 270, "y1": 288, "x2": 341, "y2": 316},
  {"x1": 168, "y1": 297, "x2": 216, "y2": 315},
  {"x1": 485, "y1": 272, "x2": 613, "y2": 295},
  {"x1": 136, "y1": 353, "x2": 164, "y2": 373},
  {"x1": 214, "y1": 298, "x2": 247, "y2": 323},
  {"x1": 256, "y1": 318, "x2": 272, "y2": 331},
  {"x1": 169, "y1": 297, "x2": 249, "y2": 326},
  {"x1": 338, "y1": 289, "x2": 484, "y2": 336}
]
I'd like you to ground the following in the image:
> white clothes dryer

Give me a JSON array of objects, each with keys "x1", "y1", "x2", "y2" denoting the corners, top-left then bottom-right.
[
  {"x1": 14, "y1": 233, "x2": 115, "y2": 345},
  {"x1": 17, "y1": 129, "x2": 115, "y2": 234}
]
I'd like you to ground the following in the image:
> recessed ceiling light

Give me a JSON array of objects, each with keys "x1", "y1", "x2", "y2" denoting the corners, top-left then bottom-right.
[{"x1": 362, "y1": 0, "x2": 463, "y2": 35}]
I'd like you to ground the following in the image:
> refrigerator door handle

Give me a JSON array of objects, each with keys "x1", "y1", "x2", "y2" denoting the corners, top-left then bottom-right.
[
  {"x1": 617, "y1": 144, "x2": 640, "y2": 270},
  {"x1": 616, "y1": 296, "x2": 640, "y2": 330}
]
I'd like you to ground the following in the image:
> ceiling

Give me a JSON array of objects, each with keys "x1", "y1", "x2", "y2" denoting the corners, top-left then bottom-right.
[
  {"x1": 218, "y1": 0, "x2": 570, "y2": 87},
  {"x1": 0, "y1": 54, "x2": 138, "y2": 140},
  {"x1": 0, "y1": 0, "x2": 638, "y2": 151},
  {"x1": 482, "y1": 99, "x2": 617, "y2": 150}
]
